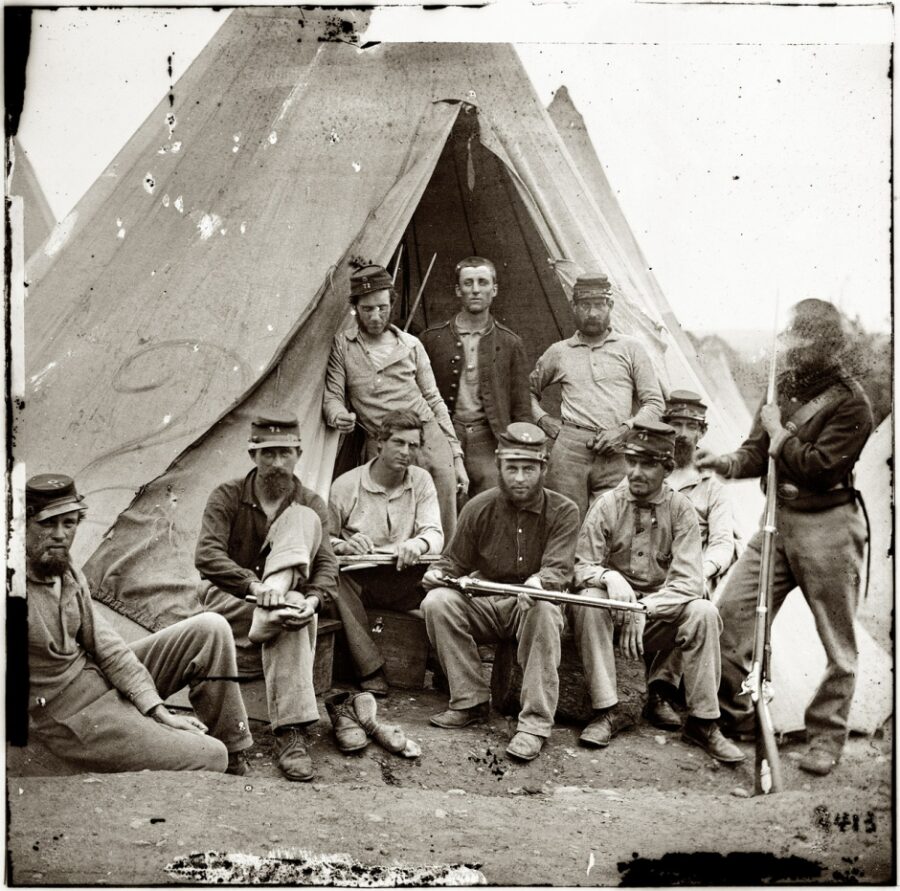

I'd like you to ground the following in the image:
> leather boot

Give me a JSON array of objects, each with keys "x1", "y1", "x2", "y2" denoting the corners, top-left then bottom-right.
[
  {"x1": 325, "y1": 691, "x2": 369, "y2": 753},
  {"x1": 429, "y1": 701, "x2": 490, "y2": 729},
  {"x1": 643, "y1": 690, "x2": 682, "y2": 730},
  {"x1": 275, "y1": 725, "x2": 315, "y2": 781},
  {"x1": 681, "y1": 717, "x2": 746, "y2": 763},
  {"x1": 349, "y1": 692, "x2": 411, "y2": 755}
]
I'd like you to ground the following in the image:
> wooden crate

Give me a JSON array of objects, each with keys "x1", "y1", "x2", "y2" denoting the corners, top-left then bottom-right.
[{"x1": 365, "y1": 608, "x2": 429, "y2": 690}]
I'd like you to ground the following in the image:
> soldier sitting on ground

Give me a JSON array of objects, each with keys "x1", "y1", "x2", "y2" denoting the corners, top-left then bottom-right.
[
  {"x1": 25, "y1": 473, "x2": 253, "y2": 775},
  {"x1": 328, "y1": 410, "x2": 444, "y2": 696}
]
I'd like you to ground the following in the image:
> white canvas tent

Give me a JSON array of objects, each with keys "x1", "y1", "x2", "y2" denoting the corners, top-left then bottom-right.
[{"x1": 8, "y1": 138, "x2": 56, "y2": 263}]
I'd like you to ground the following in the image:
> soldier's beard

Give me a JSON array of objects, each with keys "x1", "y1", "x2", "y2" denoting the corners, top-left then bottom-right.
[
  {"x1": 258, "y1": 469, "x2": 294, "y2": 500},
  {"x1": 32, "y1": 551, "x2": 69, "y2": 577},
  {"x1": 674, "y1": 438, "x2": 695, "y2": 468}
]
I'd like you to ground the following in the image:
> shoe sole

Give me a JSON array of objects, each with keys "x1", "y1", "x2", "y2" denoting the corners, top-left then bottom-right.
[
  {"x1": 681, "y1": 733, "x2": 747, "y2": 764},
  {"x1": 579, "y1": 734, "x2": 611, "y2": 748},
  {"x1": 280, "y1": 770, "x2": 315, "y2": 782},
  {"x1": 506, "y1": 746, "x2": 541, "y2": 761},
  {"x1": 336, "y1": 740, "x2": 370, "y2": 753},
  {"x1": 428, "y1": 715, "x2": 484, "y2": 729},
  {"x1": 799, "y1": 759, "x2": 837, "y2": 776},
  {"x1": 644, "y1": 716, "x2": 682, "y2": 731}
]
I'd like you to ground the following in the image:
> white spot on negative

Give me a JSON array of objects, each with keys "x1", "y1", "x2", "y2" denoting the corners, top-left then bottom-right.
[
  {"x1": 162, "y1": 194, "x2": 170, "y2": 208},
  {"x1": 143, "y1": 173, "x2": 155, "y2": 194},
  {"x1": 220, "y1": 228, "x2": 227, "y2": 236},
  {"x1": 352, "y1": 161, "x2": 361, "y2": 172},
  {"x1": 329, "y1": 128, "x2": 340, "y2": 144},
  {"x1": 174, "y1": 196, "x2": 184, "y2": 214},
  {"x1": 165, "y1": 112, "x2": 177, "y2": 136},
  {"x1": 267, "y1": 324, "x2": 274, "y2": 332},
  {"x1": 117, "y1": 228, "x2": 126, "y2": 239},
  {"x1": 233, "y1": 133, "x2": 241, "y2": 143},
  {"x1": 171, "y1": 142, "x2": 182, "y2": 153},
  {"x1": 268, "y1": 131, "x2": 278, "y2": 145},
  {"x1": 162, "y1": 414, "x2": 171, "y2": 425},
  {"x1": 116, "y1": 218, "x2": 122, "y2": 227},
  {"x1": 240, "y1": 222, "x2": 247, "y2": 234},
  {"x1": 232, "y1": 146, "x2": 239, "y2": 153}
]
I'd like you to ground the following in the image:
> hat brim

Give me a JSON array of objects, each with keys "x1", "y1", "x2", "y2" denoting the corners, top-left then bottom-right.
[
  {"x1": 662, "y1": 412, "x2": 707, "y2": 423},
  {"x1": 496, "y1": 449, "x2": 546, "y2": 462},
  {"x1": 248, "y1": 439, "x2": 302, "y2": 451},
  {"x1": 621, "y1": 447, "x2": 671, "y2": 463},
  {"x1": 31, "y1": 500, "x2": 86, "y2": 523}
]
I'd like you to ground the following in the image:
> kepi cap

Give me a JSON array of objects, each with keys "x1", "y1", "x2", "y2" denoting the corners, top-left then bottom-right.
[
  {"x1": 621, "y1": 420, "x2": 676, "y2": 464},
  {"x1": 662, "y1": 389, "x2": 708, "y2": 424},
  {"x1": 496, "y1": 422, "x2": 548, "y2": 462},
  {"x1": 349, "y1": 264, "x2": 393, "y2": 300},
  {"x1": 26, "y1": 474, "x2": 86, "y2": 522},
  {"x1": 248, "y1": 412, "x2": 302, "y2": 451},
  {"x1": 573, "y1": 272, "x2": 612, "y2": 301}
]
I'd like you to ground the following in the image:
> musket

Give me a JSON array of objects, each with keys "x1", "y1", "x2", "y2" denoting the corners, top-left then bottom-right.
[
  {"x1": 391, "y1": 244, "x2": 403, "y2": 284},
  {"x1": 439, "y1": 575, "x2": 649, "y2": 615},
  {"x1": 742, "y1": 306, "x2": 785, "y2": 795},
  {"x1": 338, "y1": 553, "x2": 440, "y2": 572},
  {"x1": 402, "y1": 252, "x2": 437, "y2": 333}
]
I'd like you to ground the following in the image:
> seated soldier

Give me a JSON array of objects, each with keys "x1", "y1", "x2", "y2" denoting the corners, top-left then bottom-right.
[
  {"x1": 328, "y1": 410, "x2": 444, "y2": 695},
  {"x1": 421, "y1": 422, "x2": 580, "y2": 763},
  {"x1": 195, "y1": 413, "x2": 338, "y2": 782},
  {"x1": 644, "y1": 390, "x2": 739, "y2": 729},
  {"x1": 25, "y1": 473, "x2": 253, "y2": 774},
  {"x1": 571, "y1": 420, "x2": 745, "y2": 763}
]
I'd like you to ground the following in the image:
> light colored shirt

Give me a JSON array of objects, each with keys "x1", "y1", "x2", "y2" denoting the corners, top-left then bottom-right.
[
  {"x1": 328, "y1": 460, "x2": 444, "y2": 554},
  {"x1": 666, "y1": 465, "x2": 737, "y2": 578},
  {"x1": 529, "y1": 329, "x2": 664, "y2": 431},
  {"x1": 323, "y1": 323, "x2": 462, "y2": 457},
  {"x1": 453, "y1": 316, "x2": 492, "y2": 424},
  {"x1": 574, "y1": 477, "x2": 703, "y2": 603},
  {"x1": 27, "y1": 564, "x2": 163, "y2": 717}
]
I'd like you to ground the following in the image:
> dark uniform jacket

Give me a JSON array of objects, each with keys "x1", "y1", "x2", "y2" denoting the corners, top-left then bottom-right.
[
  {"x1": 420, "y1": 317, "x2": 531, "y2": 439},
  {"x1": 725, "y1": 367, "x2": 873, "y2": 511}
]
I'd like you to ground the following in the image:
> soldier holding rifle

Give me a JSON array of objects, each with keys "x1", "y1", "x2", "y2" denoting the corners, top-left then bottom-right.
[
  {"x1": 573, "y1": 420, "x2": 745, "y2": 763},
  {"x1": 328, "y1": 410, "x2": 444, "y2": 696},
  {"x1": 699, "y1": 300, "x2": 872, "y2": 776},
  {"x1": 421, "y1": 422, "x2": 580, "y2": 762}
]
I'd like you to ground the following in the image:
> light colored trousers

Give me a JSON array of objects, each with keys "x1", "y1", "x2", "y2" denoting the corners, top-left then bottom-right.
[
  {"x1": 201, "y1": 504, "x2": 323, "y2": 729},
  {"x1": 32, "y1": 612, "x2": 252, "y2": 772},
  {"x1": 422, "y1": 588, "x2": 564, "y2": 737},
  {"x1": 365, "y1": 417, "x2": 457, "y2": 541},
  {"x1": 717, "y1": 502, "x2": 865, "y2": 752},
  {"x1": 545, "y1": 423, "x2": 628, "y2": 520},
  {"x1": 453, "y1": 418, "x2": 499, "y2": 497},
  {"x1": 571, "y1": 593, "x2": 723, "y2": 719}
]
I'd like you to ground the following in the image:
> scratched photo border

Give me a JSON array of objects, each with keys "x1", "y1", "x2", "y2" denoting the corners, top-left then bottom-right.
[{"x1": 4, "y1": 1, "x2": 895, "y2": 887}]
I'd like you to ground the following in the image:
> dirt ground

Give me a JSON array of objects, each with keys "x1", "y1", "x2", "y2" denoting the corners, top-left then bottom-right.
[{"x1": 7, "y1": 679, "x2": 894, "y2": 887}]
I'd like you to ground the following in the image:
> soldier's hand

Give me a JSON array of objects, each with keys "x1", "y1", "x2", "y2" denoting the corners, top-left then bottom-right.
[
  {"x1": 333, "y1": 411, "x2": 357, "y2": 434},
  {"x1": 517, "y1": 574, "x2": 543, "y2": 612},
  {"x1": 250, "y1": 581, "x2": 286, "y2": 608},
  {"x1": 396, "y1": 538, "x2": 426, "y2": 570},
  {"x1": 760, "y1": 403, "x2": 783, "y2": 436},
  {"x1": 276, "y1": 597, "x2": 316, "y2": 630},
  {"x1": 600, "y1": 570, "x2": 637, "y2": 604},
  {"x1": 149, "y1": 705, "x2": 208, "y2": 736},
  {"x1": 341, "y1": 532, "x2": 375, "y2": 555},
  {"x1": 454, "y1": 456, "x2": 470, "y2": 495},
  {"x1": 618, "y1": 611, "x2": 646, "y2": 661},
  {"x1": 538, "y1": 415, "x2": 562, "y2": 440},
  {"x1": 590, "y1": 424, "x2": 628, "y2": 455},
  {"x1": 696, "y1": 453, "x2": 732, "y2": 476},
  {"x1": 421, "y1": 567, "x2": 446, "y2": 590}
]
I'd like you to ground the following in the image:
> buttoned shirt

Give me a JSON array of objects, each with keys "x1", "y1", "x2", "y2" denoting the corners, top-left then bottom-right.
[
  {"x1": 434, "y1": 487, "x2": 580, "y2": 591},
  {"x1": 328, "y1": 460, "x2": 444, "y2": 554},
  {"x1": 666, "y1": 464, "x2": 736, "y2": 577},
  {"x1": 452, "y1": 317, "x2": 492, "y2": 424},
  {"x1": 323, "y1": 323, "x2": 462, "y2": 457},
  {"x1": 27, "y1": 565, "x2": 163, "y2": 717},
  {"x1": 574, "y1": 477, "x2": 703, "y2": 602},
  {"x1": 529, "y1": 329, "x2": 664, "y2": 431},
  {"x1": 195, "y1": 470, "x2": 338, "y2": 603}
]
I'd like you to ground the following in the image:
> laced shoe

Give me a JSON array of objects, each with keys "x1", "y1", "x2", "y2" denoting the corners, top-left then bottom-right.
[
  {"x1": 275, "y1": 725, "x2": 315, "y2": 781},
  {"x1": 681, "y1": 718, "x2": 747, "y2": 763}
]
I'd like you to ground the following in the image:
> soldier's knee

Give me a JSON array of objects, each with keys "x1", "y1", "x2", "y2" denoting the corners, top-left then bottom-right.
[
  {"x1": 528, "y1": 600, "x2": 564, "y2": 629},
  {"x1": 190, "y1": 611, "x2": 234, "y2": 640},
  {"x1": 686, "y1": 598, "x2": 720, "y2": 630},
  {"x1": 196, "y1": 736, "x2": 228, "y2": 772},
  {"x1": 421, "y1": 587, "x2": 459, "y2": 618}
]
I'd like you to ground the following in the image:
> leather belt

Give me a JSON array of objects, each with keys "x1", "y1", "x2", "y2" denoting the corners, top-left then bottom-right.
[{"x1": 562, "y1": 419, "x2": 601, "y2": 434}]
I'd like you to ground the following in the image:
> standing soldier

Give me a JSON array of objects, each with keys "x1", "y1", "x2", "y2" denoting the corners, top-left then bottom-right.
[
  {"x1": 699, "y1": 300, "x2": 872, "y2": 776},
  {"x1": 530, "y1": 272, "x2": 665, "y2": 519},
  {"x1": 644, "y1": 390, "x2": 739, "y2": 729},
  {"x1": 420, "y1": 256, "x2": 531, "y2": 496},
  {"x1": 572, "y1": 421, "x2": 745, "y2": 763},
  {"x1": 420, "y1": 423, "x2": 580, "y2": 762},
  {"x1": 323, "y1": 264, "x2": 468, "y2": 539}
]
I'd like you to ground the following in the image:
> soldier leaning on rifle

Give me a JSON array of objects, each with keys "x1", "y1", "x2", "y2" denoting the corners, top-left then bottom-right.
[
  {"x1": 572, "y1": 420, "x2": 746, "y2": 764},
  {"x1": 643, "y1": 390, "x2": 739, "y2": 730},
  {"x1": 420, "y1": 256, "x2": 531, "y2": 497},
  {"x1": 328, "y1": 410, "x2": 444, "y2": 697},
  {"x1": 698, "y1": 299, "x2": 873, "y2": 777},
  {"x1": 323, "y1": 264, "x2": 468, "y2": 540},
  {"x1": 529, "y1": 272, "x2": 665, "y2": 520},
  {"x1": 420, "y1": 423, "x2": 580, "y2": 763},
  {"x1": 24, "y1": 474, "x2": 253, "y2": 775}
]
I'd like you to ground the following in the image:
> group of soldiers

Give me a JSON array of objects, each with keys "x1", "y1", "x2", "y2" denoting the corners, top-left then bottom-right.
[{"x1": 24, "y1": 256, "x2": 872, "y2": 785}]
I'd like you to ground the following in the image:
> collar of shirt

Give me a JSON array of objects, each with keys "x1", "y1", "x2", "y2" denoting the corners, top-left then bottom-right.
[
  {"x1": 452, "y1": 314, "x2": 494, "y2": 337},
  {"x1": 566, "y1": 328, "x2": 619, "y2": 348},
  {"x1": 345, "y1": 322, "x2": 410, "y2": 345},
  {"x1": 668, "y1": 465, "x2": 708, "y2": 491},
  {"x1": 360, "y1": 459, "x2": 413, "y2": 496}
]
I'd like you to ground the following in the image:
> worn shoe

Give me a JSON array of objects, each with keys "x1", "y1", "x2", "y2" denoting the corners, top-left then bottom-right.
[
  {"x1": 721, "y1": 723, "x2": 756, "y2": 743},
  {"x1": 643, "y1": 691, "x2": 682, "y2": 730},
  {"x1": 325, "y1": 692, "x2": 370, "y2": 753},
  {"x1": 226, "y1": 750, "x2": 251, "y2": 776},
  {"x1": 799, "y1": 743, "x2": 840, "y2": 776},
  {"x1": 681, "y1": 718, "x2": 747, "y2": 763},
  {"x1": 275, "y1": 725, "x2": 315, "y2": 781},
  {"x1": 506, "y1": 731, "x2": 544, "y2": 761},
  {"x1": 580, "y1": 708, "x2": 620, "y2": 748},
  {"x1": 429, "y1": 701, "x2": 490, "y2": 729},
  {"x1": 360, "y1": 669, "x2": 390, "y2": 698}
]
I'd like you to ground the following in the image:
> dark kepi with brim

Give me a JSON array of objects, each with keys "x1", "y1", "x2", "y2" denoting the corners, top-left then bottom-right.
[
  {"x1": 248, "y1": 412, "x2": 303, "y2": 451},
  {"x1": 26, "y1": 473, "x2": 86, "y2": 522}
]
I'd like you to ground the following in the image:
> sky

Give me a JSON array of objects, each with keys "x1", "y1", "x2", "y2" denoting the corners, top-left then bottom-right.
[{"x1": 15, "y1": 2, "x2": 893, "y2": 335}]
